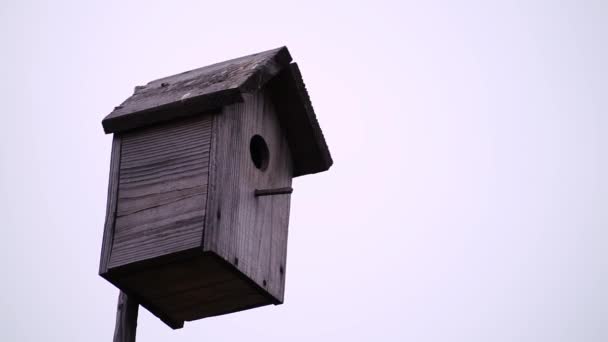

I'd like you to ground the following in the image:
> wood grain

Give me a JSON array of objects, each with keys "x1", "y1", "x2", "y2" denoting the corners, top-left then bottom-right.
[
  {"x1": 204, "y1": 90, "x2": 293, "y2": 303},
  {"x1": 100, "y1": 134, "x2": 122, "y2": 275},
  {"x1": 267, "y1": 62, "x2": 333, "y2": 176},
  {"x1": 99, "y1": 50, "x2": 336, "y2": 327},
  {"x1": 114, "y1": 253, "x2": 272, "y2": 323},
  {"x1": 107, "y1": 251, "x2": 273, "y2": 329},
  {"x1": 102, "y1": 47, "x2": 292, "y2": 133},
  {"x1": 101, "y1": 46, "x2": 332, "y2": 178},
  {"x1": 108, "y1": 115, "x2": 213, "y2": 269}
]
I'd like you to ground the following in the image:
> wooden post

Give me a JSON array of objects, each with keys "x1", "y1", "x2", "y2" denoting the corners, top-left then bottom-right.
[{"x1": 113, "y1": 291, "x2": 138, "y2": 342}]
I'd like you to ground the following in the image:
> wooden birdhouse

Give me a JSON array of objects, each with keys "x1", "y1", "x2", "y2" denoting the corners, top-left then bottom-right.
[{"x1": 99, "y1": 47, "x2": 332, "y2": 329}]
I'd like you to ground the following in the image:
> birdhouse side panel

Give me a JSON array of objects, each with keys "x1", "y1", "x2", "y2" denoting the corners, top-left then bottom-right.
[
  {"x1": 99, "y1": 134, "x2": 122, "y2": 275},
  {"x1": 204, "y1": 90, "x2": 293, "y2": 303},
  {"x1": 108, "y1": 115, "x2": 214, "y2": 269}
]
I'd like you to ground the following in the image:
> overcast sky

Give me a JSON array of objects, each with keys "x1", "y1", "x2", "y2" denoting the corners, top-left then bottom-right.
[{"x1": 1, "y1": 1, "x2": 606, "y2": 341}]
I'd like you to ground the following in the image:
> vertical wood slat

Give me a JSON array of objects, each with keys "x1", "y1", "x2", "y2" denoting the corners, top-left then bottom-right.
[
  {"x1": 204, "y1": 91, "x2": 293, "y2": 303},
  {"x1": 113, "y1": 291, "x2": 138, "y2": 342},
  {"x1": 100, "y1": 134, "x2": 122, "y2": 275}
]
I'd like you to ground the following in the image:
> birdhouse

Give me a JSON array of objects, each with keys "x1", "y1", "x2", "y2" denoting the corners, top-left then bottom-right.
[{"x1": 99, "y1": 47, "x2": 332, "y2": 329}]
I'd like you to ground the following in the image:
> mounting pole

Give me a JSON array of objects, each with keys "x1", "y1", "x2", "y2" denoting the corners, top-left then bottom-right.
[{"x1": 113, "y1": 291, "x2": 139, "y2": 342}]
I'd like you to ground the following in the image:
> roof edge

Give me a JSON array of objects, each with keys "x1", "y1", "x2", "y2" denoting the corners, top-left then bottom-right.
[
  {"x1": 238, "y1": 46, "x2": 292, "y2": 93},
  {"x1": 102, "y1": 88, "x2": 242, "y2": 133},
  {"x1": 267, "y1": 63, "x2": 333, "y2": 177},
  {"x1": 102, "y1": 47, "x2": 292, "y2": 134}
]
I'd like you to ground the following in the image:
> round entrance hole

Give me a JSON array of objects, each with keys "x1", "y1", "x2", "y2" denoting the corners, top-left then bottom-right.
[{"x1": 249, "y1": 135, "x2": 269, "y2": 171}]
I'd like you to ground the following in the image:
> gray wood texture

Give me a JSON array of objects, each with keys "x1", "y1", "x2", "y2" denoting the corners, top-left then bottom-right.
[
  {"x1": 204, "y1": 90, "x2": 293, "y2": 303},
  {"x1": 102, "y1": 47, "x2": 292, "y2": 134},
  {"x1": 113, "y1": 292, "x2": 138, "y2": 342},
  {"x1": 100, "y1": 134, "x2": 122, "y2": 275},
  {"x1": 101, "y1": 46, "x2": 332, "y2": 177},
  {"x1": 108, "y1": 115, "x2": 213, "y2": 269},
  {"x1": 267, "y1": 63, "x2": 333, "y2": 176},
  {"x1": 99, "y1": 50, "x2": 335, "y2": 327},
  {"x1": 114, "y1": 253, "x2": 272, "y2": 324},
  {"x1": 99, "y1": 107, "x2": 284, "y2": 328}
]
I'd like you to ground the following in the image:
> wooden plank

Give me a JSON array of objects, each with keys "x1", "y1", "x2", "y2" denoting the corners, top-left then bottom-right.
[
  {"x1": 104, "y1": 248, "x2": 200, "y2": 330},
  {"x1": 204, "y1": 90, "x2": 293, "y2": 303},
  {"x1": 108, "y1": 252, "x2": 271, "y2": 327},
  {"x1": 108, "y1": 115, "x2": 213, "y2": 269},
  {"x1": 102, "y1": 47, "x2": 292, "y2": 133},
  {"x1": 101, "y1": 46, "x2": 333, "y2": 178},
  {"x1": 100, "y1": 134, "x2": 122, "y2": 275},
  {"x1": 267, "y1": 62, "x2": 333, "y2": 176},
  {"x1": 122, "y1": 253, "x2": 270, "y2": 322},
  {"x1": 113, "y1": 292, "x2": 138, "y2": 342}
]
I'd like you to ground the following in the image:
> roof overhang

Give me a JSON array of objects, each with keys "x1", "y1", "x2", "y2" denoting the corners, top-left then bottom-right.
[{"x1": 102, "y1": 47, "x2": 332, "y2": 177}]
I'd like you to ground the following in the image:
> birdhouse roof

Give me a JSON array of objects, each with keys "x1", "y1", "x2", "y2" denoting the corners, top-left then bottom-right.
[{"x1": 102, "y1": 47, "x2": 331, "y2": 177}]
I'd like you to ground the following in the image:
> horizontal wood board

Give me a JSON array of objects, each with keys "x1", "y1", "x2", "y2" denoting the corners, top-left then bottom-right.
[{"x1": 108, "y1": 115, "x2": 213, "y2": 269}]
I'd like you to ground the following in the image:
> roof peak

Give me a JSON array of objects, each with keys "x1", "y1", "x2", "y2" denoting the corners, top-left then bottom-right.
[{"x1": 102, "y1": 46, "x2": 332, "y2": 177}]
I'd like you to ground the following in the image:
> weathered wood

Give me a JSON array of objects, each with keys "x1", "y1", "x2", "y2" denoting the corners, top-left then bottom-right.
[
  {"x1": 102, "y1": 47, "x2": 292, "y2": 134},
  {"x1": 101, "y1": 46, "x2": 332, "y2": 178},
  {"x1": 106, "y1": 91, "x2": 293, "y2": 327},
  {"x1": 108, "y1": 115, "x2": 213, "y2": 269},
  {"x1": 204, "y1": 90, "x2": 293, "y2": 302},
  {"x1": 113, "y1": 292, "x2": 138, "y2": 342},
  {"x1": 267, "y1": 62, "x2": 333, "y2": 176},
  {"x1": 99, "y1": 47, "x2": 334, "y2": 329},
  {"x1": 170, "y1": 254, "x2": 272, "y2": 321},
  {"x1": 100, "y1": 135, "x2": 122, "y2": 275},
  {"x1": 105, "y1": 251, "x2": 272, "y2": 327},
  {"x1": 114, "y1": 253, "x2": 272, "y2": 323}
]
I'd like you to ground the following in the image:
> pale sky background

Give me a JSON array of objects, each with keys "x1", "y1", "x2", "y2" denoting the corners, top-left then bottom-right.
[{"x1": 1, "y1": 1, "x2": 606, "y2": 341}]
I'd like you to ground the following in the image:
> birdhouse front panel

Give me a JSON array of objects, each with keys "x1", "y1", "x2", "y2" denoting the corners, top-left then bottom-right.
[
  {"x1": 109, "y1": 115, "x2": 214, "y2": 269},
  {"x1": 99, "y1": 46, "x2": 333, "y2": 330}
]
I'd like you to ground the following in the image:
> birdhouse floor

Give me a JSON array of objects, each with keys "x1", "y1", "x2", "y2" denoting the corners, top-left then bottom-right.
[{"x1": 102, "y1": 249, "x2": 278, "y2": 329}]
